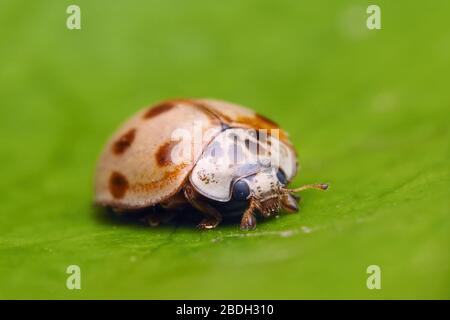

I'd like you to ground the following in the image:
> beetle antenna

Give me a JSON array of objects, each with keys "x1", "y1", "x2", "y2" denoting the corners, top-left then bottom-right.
[{"x1": 286, "y1": 183, "x2": 329, "y2": 193}]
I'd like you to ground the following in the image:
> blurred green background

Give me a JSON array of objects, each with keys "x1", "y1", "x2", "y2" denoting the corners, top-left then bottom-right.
[{"x1": 0, "y1": 0, "x2": 448, "y2": 299}]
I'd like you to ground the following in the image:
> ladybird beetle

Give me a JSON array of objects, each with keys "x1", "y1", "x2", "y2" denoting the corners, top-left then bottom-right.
[{"x1": 94, "y1": 99, "x2": 327, "y2": 230}]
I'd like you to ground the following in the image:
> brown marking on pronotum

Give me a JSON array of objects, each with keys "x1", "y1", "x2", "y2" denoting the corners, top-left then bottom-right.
[
  {"x1": 143, "y1": 101, "x2": 175, "y2": 119},
  {"x1": 109, "y1": 171, "x2": 129, "y2": 199},
  {"x1": 112, "y1": 128, "x2": 136, "y2": 155},
  {"x1": 156, "y1": 140, "x2": 180, "y2": 166}
]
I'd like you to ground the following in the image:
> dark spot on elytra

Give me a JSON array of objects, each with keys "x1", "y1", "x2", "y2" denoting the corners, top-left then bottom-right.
[
  {"x1": 109, "y1": 171, "x2": 129, "y2": 199},
  {"x1": 112, "y1": 128, "x2": 136, "y2": 155},
  {"x1": 143, "y1": 101, "x2": 175, "y2": 119},
  {"x1": 156, "y1": 140, "x2": 179, "y2": 166}
]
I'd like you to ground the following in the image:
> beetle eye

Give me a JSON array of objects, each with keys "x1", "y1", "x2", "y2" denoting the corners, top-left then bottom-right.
[
  {"x1": 276, "y1": 169, "x2": 288, "y2": 185},
  {"x1": 232, "y1": 180, "x2": 250, "y2": 201}
]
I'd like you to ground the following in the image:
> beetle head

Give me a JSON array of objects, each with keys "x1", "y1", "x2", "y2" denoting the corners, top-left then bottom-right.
[
  {"x1": 233, "y1": 168, "x2": 288, "y2": 217},
  {"x1": 232, "y1": 168, "x2": 328, "y2": 217},
  {"x1": 249, "y1": 169, "x2": 284, "y2": 217}
]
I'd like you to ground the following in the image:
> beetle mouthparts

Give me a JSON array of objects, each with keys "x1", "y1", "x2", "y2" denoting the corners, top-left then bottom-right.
[{"x1": 257, "y1": 197, "x2": 281, "y2": 217}]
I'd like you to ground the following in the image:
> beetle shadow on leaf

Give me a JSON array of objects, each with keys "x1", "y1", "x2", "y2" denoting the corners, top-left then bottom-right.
[
  {"x1": 91, "y1": 205, "x2": 251, "y2": 231},
  {"x1": 92, "y1": 205, "x2": 201, "y2": 230}
]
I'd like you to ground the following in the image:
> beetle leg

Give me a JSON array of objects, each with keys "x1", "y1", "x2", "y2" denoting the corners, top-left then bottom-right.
[
  {"x1": 145, "y1": 214, "x2": 161, "y2": 227},
  {"x1": 240, "y1": 199, "x2": 257, "y2": 230},
  {"x1": 141, "y1": 192, "x2": 188, "y2": 226},
  {"x1": 161, "y1": 192, "x2": 189, "y2": 210},
  {"x1": 184, "y1": 184, "x2": 222, "y2": 230}
]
